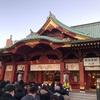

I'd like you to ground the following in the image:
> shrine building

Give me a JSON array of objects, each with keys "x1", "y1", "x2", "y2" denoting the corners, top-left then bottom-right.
[{"x1": 0, "y1": 13, "x2": 100, "y2": 91}]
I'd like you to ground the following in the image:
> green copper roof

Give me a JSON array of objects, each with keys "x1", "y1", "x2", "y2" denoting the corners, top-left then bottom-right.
[
  {"x1": 26, "y1": 13, "x2": 92, "y2": 41},
  {"x1": 0, "y1": 35, "x2": 71, "y2": 50},
  {"x1": 49, "y1": 15, "x2": 91, "y2": 38},
  {"x1": 22, "y1": 35, "x2": 70, "y2": 43},
  {"x1": 71, "y1": 21, "x2": 100, "y2": 38},
  {"x1": 0, "y1": 35, "x2": 100, "y2": 51}
]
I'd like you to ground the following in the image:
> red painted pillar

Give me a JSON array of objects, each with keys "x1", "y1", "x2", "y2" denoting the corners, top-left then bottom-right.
[
  {"x1": 0, "y1": 64, "x2": 5, "y2": 80},
  {"x1": 37, "y1": 71, "x2": 42, "y2": 83},
  {"x1": 23, "y1": 63, "x2": 29, "y2": 82},
  {"x1": 11, "y1": 64, "x2": 17, "y2": 83},
  {"x1": 79, "y1": 61, "x2": 85, "y2": 91},
  {"x1": 60, "y1": 62, "x2": 65, "y2": 84}
]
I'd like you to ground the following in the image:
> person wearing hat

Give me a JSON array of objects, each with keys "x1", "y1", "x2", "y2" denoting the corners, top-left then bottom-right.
[{"x1": 0, "y1": 84, "x2": 15, "y2": 100}]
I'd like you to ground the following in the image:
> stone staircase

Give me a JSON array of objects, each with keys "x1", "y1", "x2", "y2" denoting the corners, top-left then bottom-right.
[{"x1": 69, "y1": 91, "x2": 97, "y2": 100}]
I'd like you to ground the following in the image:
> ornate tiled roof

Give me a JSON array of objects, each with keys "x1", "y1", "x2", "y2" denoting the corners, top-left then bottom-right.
[
  {"x1": 0, "y1": 34, "x2": 71, "y2": 50},
  {"x1": 49, "y1": 15, "x2": 90, "y2": 37},
  {"x1": 0, "y1": 34, "x2": 99, "y2": 51},
  {"x1": 22, "y1": 35, "x2": 69, "y2": 43},
  {"x1": 35, "y1": 12, "x2": 91, "y2": 39},
  {"x1": 71, "y1": 21, "x2": 100, "y2": 38},
  {"x1": 25, "y1": 13, "x2": 91, "y2": 43},
  {"x1": 1, "y1": 13, "x2": 99, "y2": 50}
]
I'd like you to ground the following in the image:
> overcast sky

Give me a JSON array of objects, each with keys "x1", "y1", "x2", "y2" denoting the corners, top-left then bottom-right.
[{"x1": 0, "y1": 0, "x2": 100, "y2": 48}]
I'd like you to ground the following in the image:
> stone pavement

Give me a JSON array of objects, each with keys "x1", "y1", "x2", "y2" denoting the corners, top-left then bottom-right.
[{"x1": 69, "y1": 91, "x2": 97, "y2": 100}]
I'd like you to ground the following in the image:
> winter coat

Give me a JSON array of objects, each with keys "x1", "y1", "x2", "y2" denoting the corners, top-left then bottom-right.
[
  {"x1": 0, "y1": 93, "x2": 15, "y2": 100},
  {"x1": 21, "y1": 94, "x2": 40, "y2": 100},
  {"x1": 63, "y1": 82, "x2": 70, "y2": 90},
  {"x1": 39, "y1": 89, "x2": 51, "y2": 100},
  {"x1": 14, "y1": 91, "x2": 25, "y2": 100},
  {"x1": 0, "y1": 89, "x2": 4, "y2": 97}
]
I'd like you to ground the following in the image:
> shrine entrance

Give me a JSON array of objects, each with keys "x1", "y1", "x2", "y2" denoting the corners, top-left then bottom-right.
[
  {"x1": 30, "y1": 64, "x2": 60, "y2": 84},
  {"x1": 43, "y1": 71, "x2": 60, "y2": 84}
]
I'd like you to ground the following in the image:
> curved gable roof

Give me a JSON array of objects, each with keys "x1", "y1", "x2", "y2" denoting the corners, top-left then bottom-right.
[
  {"x1": 37, "y1": 12, "x2": 91, "y2": 40},
  {"x1": 0, "y1": 13, "x2": 95, "y2": 51}
]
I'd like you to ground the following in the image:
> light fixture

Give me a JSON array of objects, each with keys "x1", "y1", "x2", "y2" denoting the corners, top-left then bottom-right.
[{"x1": 92, "y1": 75, "x2": 95, "y2": 78}]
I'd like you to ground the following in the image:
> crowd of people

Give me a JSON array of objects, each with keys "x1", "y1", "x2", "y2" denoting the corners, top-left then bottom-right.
[{"x1": 0, "y1": 80, "x2": 70, "y2": 100}]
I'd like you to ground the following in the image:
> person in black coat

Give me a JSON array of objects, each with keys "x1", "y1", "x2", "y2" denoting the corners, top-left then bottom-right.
[
  {"x1": 0, "y1": 84, "x2": 15, "y2": 100},
  {"x1": 14, "y1": 85, "x2": 25, "y2": 100},
  {"x1": 21, "y1": 86, "x2": 40, "y2": 100},
  {"x1": 51, "y1": 81, "x2": 55, "y2": 92},
  {"x1": 39, "y1": 85, "x2": 51, "y2": 100},
  {"x1": 0, "y1": 80, "x2": 6, "y2": 97}
]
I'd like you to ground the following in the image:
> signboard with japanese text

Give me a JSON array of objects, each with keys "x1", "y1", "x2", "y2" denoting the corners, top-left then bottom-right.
[
  {"x1": 85, "y1": 66, "x2": 100, "y2": 71},
  {"x1": 4, "y1": 65, "x2": 13, "y2": 81},
  {"x1": 65, "y1": 63, "x2": 79, "y2": 71},
  {"x1": 6, "y1": 65, "x2": 13, "y2": 71},
  {"x1": 17, "y1": 65, "x2": 25, "y2": 71},
  {"x1": 30, "y1": 64, "x2": 60, "y2": 71},
  {"x1": 83, "y1": 57, "x2": 100, "y2": 66}
]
